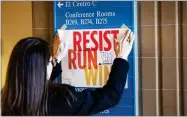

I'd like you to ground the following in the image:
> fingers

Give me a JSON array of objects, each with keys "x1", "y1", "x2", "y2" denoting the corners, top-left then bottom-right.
[
  {"x1": 63, "y1": 40, "x2": 69, "y2": 52},
  {"x1": 119, "y1": 31, "x2": 126, "y2": 43},
  {"x1": 127, "y1": 32, "x2": 133, "y2": 43},
  {"x1": 57, "y1": 29, "x2": 65, "y2": 41},
  {"x1": 130, "y1": 32, "x2": 133, "y2": 39},
  {"x1": 59, "y1": 41, "x2": 68, "y2": 54},
  {"x1": 130, "y1": 33, "x2": 135, "y2": 46},
  {"x1": 120, "y1": 29, "x2": 128, "y2": 41},
  {"x1": 57, "y1": 41, "x2": 69, "y2": 63},
  {"x1": 123, "y1": 29, "x2": 131, "y2": 42},
  {"x1": 120, "y1": 29, "x2": 131, "y2": 46},
  {"x1": 114, "y1": 29, "x2": 132, "y2": 44}
]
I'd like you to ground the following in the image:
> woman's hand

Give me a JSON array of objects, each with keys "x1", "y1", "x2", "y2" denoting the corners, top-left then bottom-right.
[
  {"x1": 116, "y1": 29, "x2": 135, "y2": 60},
  {"x1": 54, "y1": 29, "x2": 69, "y2": 63},
  {"x1": 47, "y1": 29, "x2": 68, "y2": 80}
]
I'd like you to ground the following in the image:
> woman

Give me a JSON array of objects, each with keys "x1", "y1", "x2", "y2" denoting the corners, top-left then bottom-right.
[{"x1": 1, "y1": 29, "x2": 134, "y2": 116}]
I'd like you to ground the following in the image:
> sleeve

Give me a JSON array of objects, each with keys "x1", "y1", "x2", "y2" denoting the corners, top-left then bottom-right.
[
  {"x1": 66, "y1": 58, "x2": 129, "y2": 115},
  {"x1": 49, "y1": 63, "x2": 62, "y2": 81}
]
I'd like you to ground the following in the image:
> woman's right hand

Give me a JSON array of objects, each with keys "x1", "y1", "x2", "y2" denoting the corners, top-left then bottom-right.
[{"x1": 116, "y1": 29, "x2": 135, "y2": 60}]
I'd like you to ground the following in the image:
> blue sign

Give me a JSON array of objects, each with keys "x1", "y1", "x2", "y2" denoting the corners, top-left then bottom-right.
[{"x1": 54, "y1": 1, "x2": 137, "y2": 116}]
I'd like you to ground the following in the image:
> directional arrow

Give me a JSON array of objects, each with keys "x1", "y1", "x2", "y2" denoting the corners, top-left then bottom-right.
[{"x1": 57, "y1": 2, "x2": 64, "y2": 8}]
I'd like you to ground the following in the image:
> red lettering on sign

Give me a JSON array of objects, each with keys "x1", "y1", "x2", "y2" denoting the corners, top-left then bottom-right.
[{"x1": 70, "y1": 30, "x2": 119, "y2": 70}]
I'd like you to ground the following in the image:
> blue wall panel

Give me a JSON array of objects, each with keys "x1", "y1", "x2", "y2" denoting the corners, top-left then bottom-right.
[{"x1": 54, "y1": 1, "x2": 136, "y2": 116}]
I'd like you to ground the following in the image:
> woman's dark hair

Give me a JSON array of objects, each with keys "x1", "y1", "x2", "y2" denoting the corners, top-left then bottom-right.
[{"x1": 2, "y1": 37, "x2": 50, "y2": 115}]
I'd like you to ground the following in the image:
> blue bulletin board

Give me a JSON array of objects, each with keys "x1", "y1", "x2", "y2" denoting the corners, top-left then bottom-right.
[{"x1": 54, "y1": 1, "x2": 137, "y2": 116}]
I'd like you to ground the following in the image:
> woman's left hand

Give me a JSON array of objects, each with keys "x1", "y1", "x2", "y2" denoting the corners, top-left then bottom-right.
[
  {"x1": 47, "y1": 29, "x2": 68, "y2": 80},
  {"x1": 53, "y1": 29, "x2": 69, "y2": 63}
]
